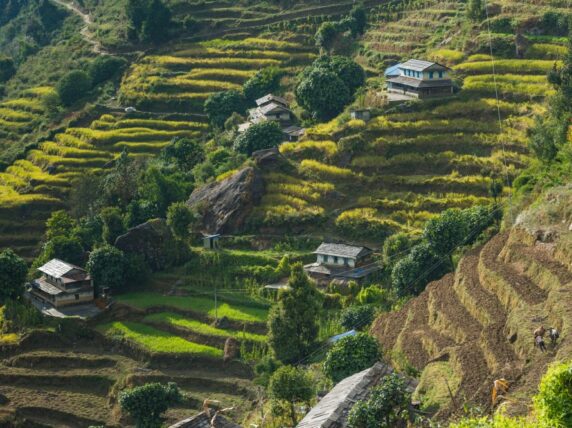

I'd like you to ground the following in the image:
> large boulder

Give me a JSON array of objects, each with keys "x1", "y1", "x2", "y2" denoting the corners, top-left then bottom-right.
[
  {"x1": 115, "y1": 218, "x2": 185, "y2": 271},
  {"x1": 187, "y1": 167, "x2": 264, "y2": 234}
]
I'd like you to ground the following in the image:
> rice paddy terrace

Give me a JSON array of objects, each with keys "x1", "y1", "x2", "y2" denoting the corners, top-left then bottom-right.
[
  {"x1": 0, "y1": 283, "x2": 269, "y2": 427},
  {"x1": 254, "y1": 0, "x2": 564, "y2": 242},
  {"x1": 371, "y1": 219, "x2": 572, "y2": 418}
]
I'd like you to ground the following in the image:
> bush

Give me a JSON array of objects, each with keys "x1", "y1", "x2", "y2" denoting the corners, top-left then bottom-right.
[
  {"x1": 339, "y1": 305, "x2": 375, "y2": 331},
  {"x1": 243, "y1": 67, "x2": 283, "y2": 102},
  {"x1": 347, "y1": 373, "x2": 410, "y2": 428},
  {"x1": 119, "y1": 382, "x2": 182, "y2": 428},
  {"x1": 204, "y1": 90, "x2": 247, "y2": 128},
  {"x1": 0, "y1": 250, "x2": 27, "y2": 304},
  {"x1": 382, "y1": 233, "x2": 414, "y2": 266},
  {"x1": 233, "y1": 121, "x2": 283, "y2": 156},
  {"x1": 323, "y1": 333, "x2": 380, "y2": 383},
  {"x1": 534, "y1": 361, "x2": 572, "y2": 427},
  {"x1": 89, "y1": 56, "x2": 127, "y2": 86},
  {"x1": 86, "y1": 245, "x2": 126, "y2": 291},
  {"x1": 56, "y1": 70, "x2": 92, "y2": 106},
  {"x1": 391, "y1": 243, "x2": 446, "y2": 297}
]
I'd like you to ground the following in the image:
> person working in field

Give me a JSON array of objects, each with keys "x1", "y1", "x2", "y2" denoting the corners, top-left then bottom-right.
[
  {"x1": 534, "y1": 326, "x2": 547, "y2": 352},
  {"x1": 548, "y1": 327, "x2": 559, "y2": 347}
]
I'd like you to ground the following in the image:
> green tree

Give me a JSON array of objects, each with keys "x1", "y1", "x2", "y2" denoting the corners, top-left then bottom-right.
[
  {"x1": 348, "y1": 5, "x2": 367, "y2": 36},
  {"x1": 141, "y1": 0, "x2": 172, "y2": 43},
  {"x1": 323, "y1": 333, "x2": 380, "y2": 383},
  {"x1": 138, "y1": 167, "x2": 188, "y2": 216},
  {"x1": 162, "y1": 138, "x2": 205, "y2": 170},
  {"x1": 56, "y1": 70, "x2": 92, "y2": 106},
  {"x1": 166, "y1": 202, "x2": 196, "y2": 241},
  {"x1": 100, "y1": 207, "x2": 126, "y2": 245},
  {"x1": 86, "y1": 245, "x2": 126, "y2": 291},
  {"x1": 0, "y1": 249, "x2": 27, "y2": 303},
  {"x1": 423, "y1": 208, "x2": 468, "y2": 267},
  {"x1": 119, "y1": 382, "x2": 182, "y2": 428},
  {"x1": 347, "y1": 373, "x2": 411, "y2": 428},
  {"x1": 382, "y1": 232, "x2": 414, "y2": 267},
  {"x1": 296, "y1": 67, "x2": 350, "y2": 120},
  {"x1": 268, "y1": 263, "x2": 321, "y2": 363},
  {"x1": 328, "y1": 56, "x2": 366, "y2": 94},
  {"x1": 268, "y1": 366, "x2": 314, "y2": 426},
  {"x1": 391, "y1": 243, "x2": 446, "y2": 297},
  {"x1": 40, "y1": 236, "x2": 85, "y2": 267},
  {"x1": 0, "y1": 56, "x2": 16, "y2": 83},
  {"x1": 233, "y1": 121, "x2": 283, "y2": 156},
  {"x1": 534, "y1": 361, "x2": 572, "y2": 427},
  {"x1": 243, "y1": 67, "x2": 284, "y2": 102},
  {"x1": 101, "y1": 150, "x2": 141, "y2": 208},
  {"x1": 89, "y1": 56, "x2": 127, "y2": 87},
  {"x1": 126, "y1": 0, "x2": 148, "y2": 34},
  {"x1": 204, "y1": 90, "x2": 247, "y2": 128},
  {"x1": 315, "y1": 21, "x2": 340, "y2": 51},
  {"x1": 339, "y1": 305, "x2": 375, "y2": 331},
  {"x1": 45, "y1": 210, "x2": 77, "y2": 240}
]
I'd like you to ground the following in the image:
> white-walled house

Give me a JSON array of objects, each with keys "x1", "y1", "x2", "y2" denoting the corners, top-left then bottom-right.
[
  {"x1": 313, "y1": 243, "x2": 373, "y2": 268},
  {"x1": 386, "y1": 59, "x2": 453, "y2": 99},
  {"x1": 28, "y1": 259, "x2": 94, "y2": 308}
]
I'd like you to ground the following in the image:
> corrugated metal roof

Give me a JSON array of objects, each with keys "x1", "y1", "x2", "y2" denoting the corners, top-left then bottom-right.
[
  {"x1": 256, "y1": 94, "x2": 288, "y2": 107},
  {"x1": 37, "y1": 259, "x2": 77, "y2": 278},
  {"x1": 384, "y1": 63, "x2": 402, "y2": 76},
  {"x1": 387, "y1": 75, "x2": 453, "y2": 88},
  {"x1": 31, "y1": 278, "x2": 65, "y2": 296},
  {"x1": 259, "y1": 102, "x2": 292, "y2": 115},
  {"x1": 400, "y1": 59, "x2": 450, "y2": 71},
  {"x1": 314, "y1": 243, "x2": 372, "y2": 259}
]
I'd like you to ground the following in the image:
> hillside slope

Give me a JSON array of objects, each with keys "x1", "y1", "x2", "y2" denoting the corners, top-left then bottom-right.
[{"x1": 371, "y1": 188, "x2": 572, "y2": 417}]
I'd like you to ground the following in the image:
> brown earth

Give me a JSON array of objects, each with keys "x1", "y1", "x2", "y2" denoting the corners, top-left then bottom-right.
[{"x1": 371, "y1": 227, "x2": 572, "y2": 418}]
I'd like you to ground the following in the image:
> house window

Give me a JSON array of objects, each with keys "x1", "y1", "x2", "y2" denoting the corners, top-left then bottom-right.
[
  {"x1": 438, "y1": 71, "x2": 443, "y2": 78},
  {"x1": 333, "y1": 256, "x2": 338, "y2": 264},
  {"x1": 75, "y1": 294, "x2": 80, "y2": 300},
  {"x1": 429, "y1": 71, "x2": 434, "y2": 79}
]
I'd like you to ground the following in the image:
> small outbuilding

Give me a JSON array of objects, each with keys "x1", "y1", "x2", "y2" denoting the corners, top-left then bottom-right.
[
  {"x1": 28, "y1": 259, "x2": 94, "y2": 308},
  {"x1": 350, "y1": 109, "x2": 371, "y2": 122},
  {"x1": 203, "y1": 234, "x2": 221, "y2": 250}
]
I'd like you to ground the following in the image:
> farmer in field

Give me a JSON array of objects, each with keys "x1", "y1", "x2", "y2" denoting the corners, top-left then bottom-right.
[
  {"x1": 535, "y1": 334, "x2": 547, "y2": 352},
  {"x1": 534, "y1": 326, "x2": 546, "y2": 339},
  {"x1": 548, "y1": 327, "x2": 559, "y2": 346}
]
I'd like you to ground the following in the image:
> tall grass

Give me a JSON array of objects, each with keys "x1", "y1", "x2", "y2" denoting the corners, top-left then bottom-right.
[
  {"x1": 454, "y1": 59, "x2": 559, "y2": 75},
  {"x1": 299, "y1": 159, "x2": 354, "y2": 180}
]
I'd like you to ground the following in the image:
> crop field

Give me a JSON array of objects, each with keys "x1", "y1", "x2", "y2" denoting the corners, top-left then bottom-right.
[
  {"x1": 0, "y1": 87, "x2": 53, "y2": 155},
  {"x1": 120, "y1": 37, "x2": 316, "y2": 112}
]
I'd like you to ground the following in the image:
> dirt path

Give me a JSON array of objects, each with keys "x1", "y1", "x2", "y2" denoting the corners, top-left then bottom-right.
[{"x1": 50, "y1": 0, "x2": 108, "y2": 55}]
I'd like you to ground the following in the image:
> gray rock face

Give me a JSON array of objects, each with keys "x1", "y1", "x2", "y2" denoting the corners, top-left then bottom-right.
[
  {"x1": 115, "y1": 218, "x2": 177, "y2": 271},
  {"x1": 187, "y1": 167, "x2": 264, "y2": 234}
]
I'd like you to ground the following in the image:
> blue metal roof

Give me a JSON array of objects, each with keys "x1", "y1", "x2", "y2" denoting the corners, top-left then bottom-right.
[
  {"x1": 328, "y1": 329, "x2": 357, "y2": 343},
  {"x1": 384, "y1": 64, "x2": 402, "y2": 77}
]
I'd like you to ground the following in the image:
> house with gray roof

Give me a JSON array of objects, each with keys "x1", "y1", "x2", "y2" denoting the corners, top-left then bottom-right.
[
  {"x1": 304, "y1": 243, "x2": 379, "y2": 285},
  {"x1": 28, "y1": 259, "x2": 94, "y2": 308},
  {"x1": 386, "y1": 59, "x2": 453, "y2": 99}
]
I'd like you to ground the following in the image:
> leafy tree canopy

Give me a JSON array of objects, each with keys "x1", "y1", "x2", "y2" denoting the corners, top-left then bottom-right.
[
  {"x1": 166, "y1": 202, "x2": 196, "y2": 241},
  {"x1": 339, "y1": 305, "x2": 375, "y2": 331},
  {"x1": 0, "y1": 57, "x2": 16, "y2": 83},
  {"x1": 269, "y1": 365, "x2": 314, "y2": 426},
  {"x1": 296, "y1": 67, "x2": 350, "y2": 120},
  {"x1": 89, "y1": 55, "x2": 127, "y2": 87},
  {"x1": 45, "y1": 210, "x2": 77, "y2": 240},
  {"x1": 0, "y1": 249, "x2": 27, "y2": 304},
  {"x1": 391, "y1": 242, "x2": 445, "y2": 297},
  {"x1": 86, "y1": 245, "x2": 126, "y2": 291},
  {"x1": 162, "y1": 138, "x2": 205, "y2": 171},
  {"x1": 204, "y1": 90, "x2": 247, "y2": 128},
  {"x1": 233, "y1": 121, "x2": 283, "y2": 156},
  {"x1": 119, "y1": 382, "x2": 182, "y2": 428},
  {"x1": 323, "y1": 332, "x2": 380, "y2": 383},
  {"x1": 56, "y1": 70, "x2": 92, "y2": 107},
  {"x1": 243, "y1": 67, "x2": 283, "y2": 103},
  {"x1": 347, "y1": 373, "x2": 411, "y2": 428}
]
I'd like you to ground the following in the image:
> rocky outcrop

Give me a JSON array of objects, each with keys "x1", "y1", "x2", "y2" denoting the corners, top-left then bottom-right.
[
  {"x1": 187, "y1": 167, "x2": 265, "y2": 234},
  {"x1": 115, "y1": 218, "x2": 186, "y2": 271}
]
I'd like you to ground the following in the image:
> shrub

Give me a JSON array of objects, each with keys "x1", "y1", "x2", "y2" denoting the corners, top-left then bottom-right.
[
  {"x1": 534, "y1": 361, "x2": 572, "y2": 427},
  {"x1": 347, "y1": 373, "x2": 410, "y2": 428},
  {"x1": 233, "y1": 121, "x2": 283, "y2": 156},
  {"x1": 56, "y1": 70, "x2": 92, "y2": 107},
  {"x1": 269, "y1": 366, "x2": 314, "y2": 426},
  {"x1": 296, "y1": 67, "x2": 350, "y2": 120},
  {"x1": 89, "y1": 56, "x2": 127, "y2": 86},
  {"x1": 0, "y1": 249, "x2": 27, "y2": 303},
  {"x1": 86, "y1": 245, "x2": 126, "y2": 291},
  {"x1": 119, "y1": 382, "x2": 182, "y2": 428},
  {"x1": 423, "y1": 208, "x2": 469, "y2": 266},
  {"x1": 382, "y1": 232, "x2": 414, "y2": 266},
  {"x1": 204, "y1": 90, "x2": 247, "y2": 128},
  {"x1": 243, "y1": 67, "x2": 283, "y2": 102},
  {"x1": 339, "y1": 305, "x2": 375, "y2": 331},
  {"x1": 166, "y1": 202, "x2": 196, "y2": 241},
  {"x1": 323, "y1": 333, "x2": 380, "y2": 383}
]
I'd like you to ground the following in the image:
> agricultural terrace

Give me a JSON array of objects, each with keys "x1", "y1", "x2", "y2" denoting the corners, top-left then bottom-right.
[
  {"x1": 0, "y1": 112, "x2": 207, "y2": 257},
  {"x1": 255, "y1": 28, "x2": 564, "y2": 242},
  {"x1": 0, "y1": 87, "x2": 55, "y2": 158},
  {"x1": 120, "y1": 37, "x2": 316, "y2": 112}
]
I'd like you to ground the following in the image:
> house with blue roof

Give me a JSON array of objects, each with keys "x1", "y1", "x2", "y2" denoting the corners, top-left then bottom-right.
[{"x1": 386, "y1": 59, "x2": 454, "y2": 99}]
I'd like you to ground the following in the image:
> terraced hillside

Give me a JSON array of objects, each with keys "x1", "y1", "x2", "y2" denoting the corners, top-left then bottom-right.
[
  {"x1": 253, "y1": 1, "x2": 565, "y2": 241},
  {"x1": 371, "y1": 206, "x2": 572, "y2": 417},
  {"x1": 0, "y1": 285, "x2": 269, "y2": 426}
]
